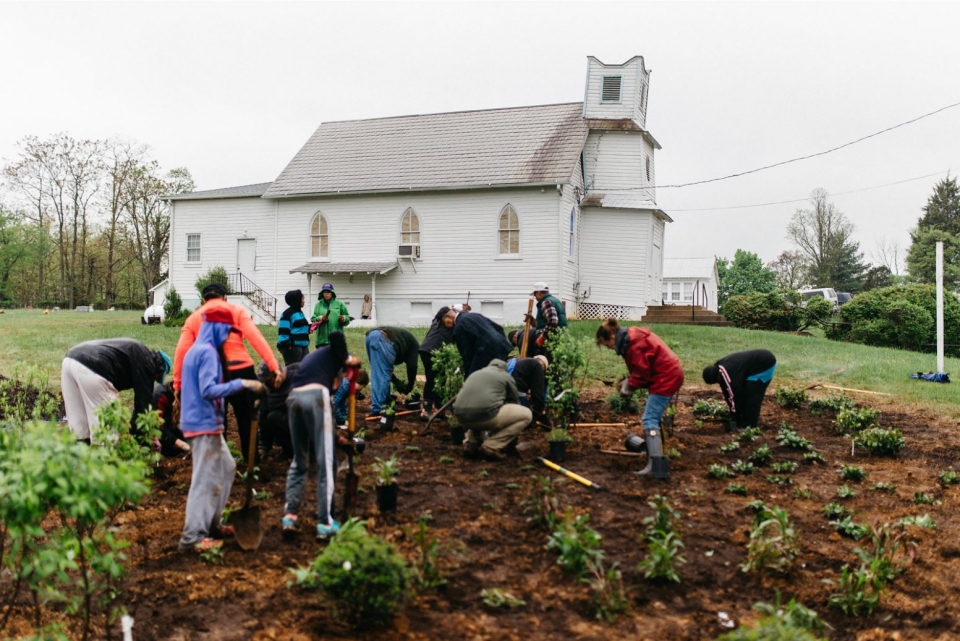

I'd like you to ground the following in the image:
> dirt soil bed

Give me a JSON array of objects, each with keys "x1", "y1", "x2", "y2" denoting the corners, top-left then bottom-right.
[{"x1": 14, "y1": 387, "x2": 960, "y2": 640}]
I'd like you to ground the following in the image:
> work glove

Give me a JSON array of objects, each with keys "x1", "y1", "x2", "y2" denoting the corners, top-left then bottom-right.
[
  {"x1": 619, "y1": 378, "x2": 634, "y2": 398},
  {"x1": 535, "y1": 334, "x2": 545, "y2": 347},
  {"x1": 241, "y1": 379, "x2": 266, "y2": 394}
]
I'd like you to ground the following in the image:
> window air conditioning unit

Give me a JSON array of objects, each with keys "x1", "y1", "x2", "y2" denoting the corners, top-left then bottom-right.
[{"x1": 399, "y1": 245, "x2": 420, "y2": 258}]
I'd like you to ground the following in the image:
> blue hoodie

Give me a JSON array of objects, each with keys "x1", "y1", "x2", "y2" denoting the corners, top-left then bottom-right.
[{"x1": 180, "y1": 321, "x2": 245, "y2": 437}]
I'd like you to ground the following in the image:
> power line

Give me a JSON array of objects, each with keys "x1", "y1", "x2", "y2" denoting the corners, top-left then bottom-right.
[
  {"x1": 652, "y1": 100, "x2": 960, "y2": 189},
  {"x1": 663, "y1": 168, "x2": 952, "y2": 213}
]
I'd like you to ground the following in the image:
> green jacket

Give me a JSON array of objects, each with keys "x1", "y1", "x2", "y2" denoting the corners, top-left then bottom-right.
[
  {"x1": 311, "y1": 297, "x2": 351, "y2": 346},
  {"x1": 453, "y1": 359, "x2": 520, "y2": 424},
  {"x1": 536, "y1": 293, "x2": 568, "y2": 329}
]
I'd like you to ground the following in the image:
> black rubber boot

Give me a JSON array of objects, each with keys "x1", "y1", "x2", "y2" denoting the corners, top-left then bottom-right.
[{"x1": 634, "y1": 428, "x2": 669, "y2": 480}]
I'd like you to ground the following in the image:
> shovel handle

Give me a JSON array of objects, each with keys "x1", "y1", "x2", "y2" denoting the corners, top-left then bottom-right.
[{"x1": 244, "y1": 403, "x2": 260, "y2": 507}]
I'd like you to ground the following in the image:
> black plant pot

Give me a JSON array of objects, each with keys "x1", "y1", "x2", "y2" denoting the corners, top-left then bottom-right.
[
  {"x1": 450, "y1": 425, "x2": 465, "y2": 446},
  {"x1": 376, "y1": 483, "x2": 399, "y2": 512},
  {"x1": 548, "y1": 441, "x2": 567, "y2": 463},
  {"x1": 379, "y1": 414, "x2": 396, "y2": 432}
]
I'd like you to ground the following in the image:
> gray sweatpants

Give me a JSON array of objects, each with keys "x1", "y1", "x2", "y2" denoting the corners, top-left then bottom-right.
[
  {"x1": 284, "y1": 385, "x2": 337, "y2": 527},
  {"x1": 179, "y1": 433, "x2": 236, "y2": 550}
]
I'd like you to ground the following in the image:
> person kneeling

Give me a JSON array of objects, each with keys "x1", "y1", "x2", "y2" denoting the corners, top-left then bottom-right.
[{"x1": 453, "y1": 359, "x2": 532, "y2": 461}]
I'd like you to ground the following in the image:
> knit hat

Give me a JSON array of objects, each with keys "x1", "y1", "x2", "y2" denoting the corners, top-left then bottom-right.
[
  {"x1": 284, "y1": 289, "x2": 303, "y2": 307},
  {"x1": 533, "y1": 281, "x2": 549, "y2": 293},
  {"x1": 203, "y1": 307, "x2": 234, "y2": 325},
  {"x1": 328, "y1": 331, "x2": 349, "y2": 364},
  {"x1": 202, "y1": 282, "x2": 228, "y2": 299},
  {"x1": 534, "y1": 355, "x2": 549, "y2": 370},
  {"x1": 702, "y1": 365, "x2": 719, "y2": 385}
]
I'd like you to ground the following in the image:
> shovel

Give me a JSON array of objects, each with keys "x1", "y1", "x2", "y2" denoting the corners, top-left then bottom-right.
[{"x1": 232, "y1": 409, "x2": 263, "y2": 551}]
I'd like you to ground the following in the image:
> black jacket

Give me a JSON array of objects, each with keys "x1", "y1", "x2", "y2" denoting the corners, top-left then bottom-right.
[
  {"x1": 291, "y1": 346, "x2": 342, "y2": 391},
  {"x1": 713, "y1": 349, "x2": 777, "y2": 404},
  {"x1": 420, "y1": 316, "x2": 453, "y2": 354},
  {"x1": 65, "y1": 339, "x2": 163, "y2": 428},
  {"x1": 453, "y1": 312, "x2": 513, "y2": 378},
  {"x1": 367, "y1": 327, "x2": 420, "y2": 394},
  {"x1": 511, "y1": 357, "x2": 546, "y2": 416}
]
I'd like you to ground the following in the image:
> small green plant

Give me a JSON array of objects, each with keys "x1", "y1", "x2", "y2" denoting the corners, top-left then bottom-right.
[
  {"x1": 410, "y1": 521, "x2": 447, "y2": 590},
  {"x1": 736, "y1": 426, "x2": 763, "y2": 443},
  {"x1": 481, "y1": 587, "x2": 525, "y2": 608},
  {"x1": 694, "y1": 419, "x2": 704, "y2": 429},
  {"x1": 752, "y1": 591, "x2": 827, "y2": 637},
  {"x1": 719, "y1": 440, "x2": 741, "y2": 454},
  {"x1": 854, "y1": 428, "x2": 905, "y2": 456},
  {"x1": 831, "y1": 516, "x2": 869, "y2": 540},
  {"x1": 912, "y1": 492, "x2": 938, "y2": 505},
  {"x1": 252, "y1": 489, "x2": 270, "y2": 501},
  {"x1": 637, "y1": 495, "x2": 685, "y2": 583},
  {"x1": 839, "y1": 465, "x2": 866, "y2": 482},
  {"x1": 546, "y1": 428, "x2": 573, "y2": 444},
  {"x1": 749, "y1": 444, "x2": 772, "y2": 466},
  {"x1": 833, "y1": 406, "x2": 881, "y2": 435},
  {"x1": 741, "y1": 505, "x2": 798, "y2": 575},
  {"x1": 708, "y1": 464, "x2": 735, "y2": 479},
  {"x1": 405, "y1": 445, "x2": 421, "y2": 452},
  {"x1": 521, "y1": 475, "x2": 564, "y2": 530},
  {"x1": 766, "y1": 474, "x2": 792, "y2": 486},
  {"x1": 199, "y1": 544, "x2": 225, "y2": 566},
  {"x1": 802, "y1": 451, "x2": 825, "y2": 464},
  {"x1": 438, "y1": 456, "x2": 454, "y2": 464},
  {"x1": 939, "y1": 469, "x2": 960, "y2": 486},
  {"x1": 897, "y1": 514, "x2": 936, "y2": 530},
  {"x1": 604, "y1": 392, "x2": 640, "y2": 414},
  {"x1": 732, "y1": 459, "x2": 755, "y2": 475},
  {"x1": 810, "y1": 394, "x2": 855, "y2": 416},
  {"x1": 836, "y1": 485, "x2": 857, "y2": 499},
  {"x1": 505, "y1": 483, "x2": 521, "y2": 490},
  {"x1": 827, "y1": 562, "x2": 885, "y2": 616},
  {"x1": 289, "y1": 519, "x2": 409, "y2": 630},
  {"x1": 727, "y1": 483, "x2": 748, "y2": 495},
  {"x1": 692, "y1": 399, "x2": 730, "y2": 420},
  {"x1": 854, "y1": 521, "x2": 917, "y2": 584},
  {"x1": 775, "y1": 387, "x2": 808, "y2": 409},
  {"x1": 546, "y1": 510, "x2": 604, "y2": 576},
  {"x1": 822, "y1": 502, "x2": 850, "y2": 520},
  {"x1": 870, "y1": 481, "x2": 896, "y2": 493},
  {"x1": 372, "y1": 454, "x2": 400, "y2": 485},
  {"x1": 770, "y1": 461, "x2": 798, "y2": 474},
  {"x1": 792, "y1": 488, "x2": 813, "y2": 499},
  {"x1": 776, "y1": 423, "x2": 813, "y2": 451},
  {"x1": 745, "y1": 499, "x2": 769, "y2": 515},
  {"x1": 584, "y1": 559, "x2": 630, "y2": 623},
  {"x1": 666, "y1": 447, "x2": 681, "y2": 459},
  {"x1": 477, "y1": 469, "x2": 490, "y2": 479}
]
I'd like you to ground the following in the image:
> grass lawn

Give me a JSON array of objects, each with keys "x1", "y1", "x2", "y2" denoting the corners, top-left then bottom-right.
[{"x1": 2, "y1": 308, "x2": 957, "y2": 416}]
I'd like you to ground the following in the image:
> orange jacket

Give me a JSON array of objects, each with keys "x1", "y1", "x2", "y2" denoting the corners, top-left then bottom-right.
[{"x1": 173, "y1": 299, "x2": 280, "y2": 390}]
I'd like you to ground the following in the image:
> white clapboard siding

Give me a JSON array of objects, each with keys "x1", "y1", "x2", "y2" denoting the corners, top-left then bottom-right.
[
  {"x1": 578, "y1": 208, "x2": 654, "y2": 313},
  {"x1": 582, "y1": 131, "x2": 646, "y2": 191},
  {"x1": 582, "y1": 56, "x2": 650, "y2": 127},
  {"x1": 558, "y1": 157, "x2": 584, "y2": 315},
  {"x1": 170, "y1": 197, "x2": 277, "y2": 309}
]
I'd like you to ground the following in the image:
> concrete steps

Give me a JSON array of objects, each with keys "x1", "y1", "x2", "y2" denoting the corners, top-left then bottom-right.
[{"x1": 640, "y1": 305, "x2": 733, "y2": 327}]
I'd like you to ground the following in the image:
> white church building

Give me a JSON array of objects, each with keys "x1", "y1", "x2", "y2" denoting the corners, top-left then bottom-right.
[{"x1": 166, "y1": 56, "x2": 671, "y2": 326}]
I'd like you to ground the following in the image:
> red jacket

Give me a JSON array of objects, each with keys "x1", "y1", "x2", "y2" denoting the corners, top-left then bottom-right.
[{"x1": 618, "y1": 326, "x2": 684, "y2": 397}]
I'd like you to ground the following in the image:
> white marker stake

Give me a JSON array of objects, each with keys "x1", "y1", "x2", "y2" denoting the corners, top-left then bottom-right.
[
  {"x1": 122, "y1": 615, "x2": 134, "y2": 641},
  {"x1": 937, "y1": 241, "x2": 945, "y2": 373}
]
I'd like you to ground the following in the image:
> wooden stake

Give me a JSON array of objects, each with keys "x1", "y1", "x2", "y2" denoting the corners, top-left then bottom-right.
[
  {"x1": 569, "y1": 422, "x2": 628, "y2": 428},
  {"x1": 600, "y1": 449, "x2": 642, "y2": 457},
  {"x1": 804, "y1": 383, "x2": 891, "y2": 396},
  {"x1": 520, "y1": 297, "x2": 534, "y2": 358},
  {"x1": 364, "y1": 410, "x2": 418, "y2": 422}
]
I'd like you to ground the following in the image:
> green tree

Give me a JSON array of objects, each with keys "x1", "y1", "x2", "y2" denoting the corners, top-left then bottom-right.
[
  {"x1": 907, "y1": 177, "x2": 960, "y2": 287},
  {"x1": 767, "y1": 250, "x2": 808, "y2": 290},
  {"x1": 915, "y1": 175, "x2": 960, "y2": 235},
  {"x1": 717, "y1": 249, "x2": 776, "y2": 311},
  {"x1": 0, "y1": 207, "x2": 47, "y2": 303},
  {"x1": 831, "y1": 239, "x2": 868, "y2": 294},
  {"x1": 862, "y1": 265, "x2": 892, "y2": 292}
]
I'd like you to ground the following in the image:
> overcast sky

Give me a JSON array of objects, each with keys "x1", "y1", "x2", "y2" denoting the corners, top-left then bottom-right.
[{"x1": 2, "y1": 1, "x2": 959, "y2": 269}]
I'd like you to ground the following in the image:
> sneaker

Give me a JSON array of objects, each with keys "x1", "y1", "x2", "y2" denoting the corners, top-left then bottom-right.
[
  {"x1": 478, "y1": 445, "x2": 506, "y2": 462},
  {"x1": 282, "y1": 514, "x2": 299, "y2": 535},
  {"x1": 463, "y1": 440, "x2": 480, "y2": 460},
  {"x1": 317, "y1": 519, "x2": 341, "y2": 540}
]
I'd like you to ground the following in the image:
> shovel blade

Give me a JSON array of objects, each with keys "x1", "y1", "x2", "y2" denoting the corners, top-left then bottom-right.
[{"x1": 232, "y1": 506, "x2": 263, "y2": 551}]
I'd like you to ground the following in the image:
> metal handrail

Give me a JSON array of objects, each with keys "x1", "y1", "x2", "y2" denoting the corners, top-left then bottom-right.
[
  {"x1": 226, "y1": 272, "x2": 277, "y2": 320},
  {"x1": 691, "y1": 280, "x2": 709, "y2": 320}
]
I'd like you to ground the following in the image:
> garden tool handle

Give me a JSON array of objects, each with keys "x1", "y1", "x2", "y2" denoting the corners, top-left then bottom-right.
[
  {"x1": 520, "y1": 298, "x2": 534, "y2": 358},
  {"x1": 244, "y1": 402, "x2": 259, "y2": 506}
]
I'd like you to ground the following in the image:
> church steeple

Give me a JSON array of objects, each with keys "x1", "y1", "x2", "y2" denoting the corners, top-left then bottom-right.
[{"x1": 582, "y1": 56, "x2": 651, "y2": 128}]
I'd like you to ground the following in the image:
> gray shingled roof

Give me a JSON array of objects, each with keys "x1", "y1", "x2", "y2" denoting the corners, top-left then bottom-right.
[
  {"x1": 167, "y1": 182, "x2": 272, "y2": 201},
  {"x1": 290, "y1": 262, "x2": 398, "y2": 275},
  {"x1": 263, "y1": 103, "x2": 588, "y2": 198}
]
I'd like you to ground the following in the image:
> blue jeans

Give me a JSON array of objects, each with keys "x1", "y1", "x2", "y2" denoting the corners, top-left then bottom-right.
[
  {"x1": 365, "y1": 330, "x2": 396, "y2": 414},
  {"x1": 642, "y1": 393, "x2": 671, "y2": 430}
]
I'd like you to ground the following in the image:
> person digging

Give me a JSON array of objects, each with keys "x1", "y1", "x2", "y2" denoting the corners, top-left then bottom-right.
[
  {"x1": 454, "y1": 359, "x2": 533, "y2": 461},
  {"x1": 702, "y1": 349, "x2": 777, "y2": 431},
  {"x1": 596, "y1": 318, "x2": 684, "y2": 479}
]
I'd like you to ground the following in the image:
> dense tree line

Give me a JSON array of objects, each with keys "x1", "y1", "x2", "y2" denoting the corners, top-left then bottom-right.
[{"x1": 0, "y1": 134, "x2": 193, "y2": 308}]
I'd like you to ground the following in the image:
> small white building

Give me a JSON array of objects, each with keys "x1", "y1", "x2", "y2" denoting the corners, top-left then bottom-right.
[
  {"x1": 166, "y1": 56, "x2": 671, "y2": 326},
  {"x1": 661, "y1": 258, "x2": 719, "y2": 312}
]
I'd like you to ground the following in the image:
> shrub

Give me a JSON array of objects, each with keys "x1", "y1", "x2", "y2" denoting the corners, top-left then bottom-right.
[
  {"x1": 546, "y1": 428, "x2": 573, "y2": 444},
  {"x1": 826, "y1": 284, "x2": 960, "y2": 353},
  {"x1": 833, "y1": 406, "x2": 880, "y2": 435},
  {"x1": 193, "y1": 265, "x2": 231, "y2": 299},
  {"x1": 741, "y1": 505, "x2": 798, "y2": 575},
  {"x1": 546, "y1": 511, "x2": 603, "y2": 576},
  {"x1": 604, "y1": 392, "x2": 641, "y2": 414},
  {"x1": 792, "y1": 488, "x2": 813, "y2": 499},
  {"x1": 775, "y1": 387, "x2": 808, "y2": 409},
  {"x1": 290, "y1": 519, "x2": 409, "y2": 630},
  {"x1": 162, "y1": 309, "x2": 190, "y2": 328},
  {"x1": 431, "y1": 344, "x2": 463, "y2": 406},
  {"x1": 545, "y1": 331, "x2": 588, "y2": 428},
  {"x1": 96, "y1": 400, "x2": 163, "y2": 470},
  {"x1": 854, "y1": 428, "x2": 905, "y2": 456},
  {"x1": 162, "y1": 285, "x2": 183, "y2": 319},
  {"x1": 809, "y1": 395, "x2": 854, "y2": 416},
  {"x1": 723, "y1": 290, "x2": 828, "y2": 332},
  {"x1": 839, "y1": 465, "x2": 866, "y2": 483}
]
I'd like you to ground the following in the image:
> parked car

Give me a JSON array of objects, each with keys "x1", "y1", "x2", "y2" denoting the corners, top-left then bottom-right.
[
  {"x1": 799, "y1": 287, "x2": 840, "y2": 310},
  {"x1": 837, "y1": 292, "x2": 853, "y2": 306},
  {"x1": 142, "y1": 304, "x2": 165, "y2": 324}
]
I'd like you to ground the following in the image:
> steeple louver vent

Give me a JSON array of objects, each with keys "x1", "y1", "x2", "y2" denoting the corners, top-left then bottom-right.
[{"x1": 601, "y1": 75, "x2": 622, "y2": 103}]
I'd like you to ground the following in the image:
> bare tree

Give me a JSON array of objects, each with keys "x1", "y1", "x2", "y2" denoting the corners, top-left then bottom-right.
[
  {"x1": 767, "y1": 250, "x2": 808, "y2": 290},
  {"x1": 4, "y1": 136, "x2": 52, "y2": 302},
  {"x1": 872, "y1": 236, "x2": 904, "y2": 277},
  {"x1": 786, "y1": 188, "x2": 864, "y2": 289},
  {"x1": 102, "y1": 140, "x2": 147, "y2": 308}
]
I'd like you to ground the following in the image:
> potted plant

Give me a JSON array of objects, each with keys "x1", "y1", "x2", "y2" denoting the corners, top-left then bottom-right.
[
  {"x1": 546, "y1": 428, "x2": 573, "y2": 463},
  {"x1": 379, "y1": 400, "x2": 397, "y2": 432},
  {"x1": 373, "y1": 454, "x2": 400, "y2": 512},
  {"x1": 662, "y1": 404, "x2": 676, "y2": 428},
  {"x1": 449, "y1": 415, "x2": 465, "y2": 446},
  {"x1": 404, "y1": 387, "x2": 422, "y2": 411}
]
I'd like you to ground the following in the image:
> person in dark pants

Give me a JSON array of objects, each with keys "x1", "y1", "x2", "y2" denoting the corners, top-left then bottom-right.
[
  {"x1": 419, "y1": 306, "x2": 453, "y2": 418},
  {"x1": 508, "y1": 355, "x2": 549, "y2": 426},
  {"x1": 448, "y1": 310, "x2": 513, "y2": 379},
  {"x1": 257, "y1": 361, "x2": 299, "y2": 459},
  {"x1": 702, "y1": 349, "x2": 777, "y2": 430},
  {"x1": 277, "y1": 289, "x2": 310, "y2": 365}
]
